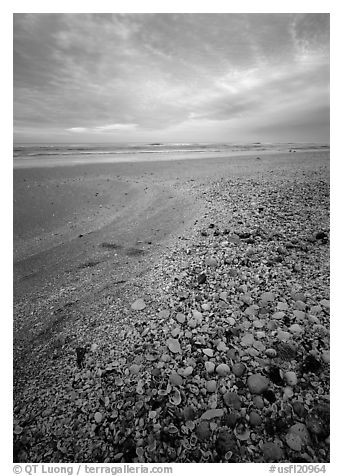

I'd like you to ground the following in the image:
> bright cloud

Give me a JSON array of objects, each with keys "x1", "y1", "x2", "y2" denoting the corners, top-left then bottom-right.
[
  {"x1": 14, "y1": 13, "x2": 329, "y2": 143},
  {"x1": 95, "y1": 123, "x2": 138, "y2": 132}
]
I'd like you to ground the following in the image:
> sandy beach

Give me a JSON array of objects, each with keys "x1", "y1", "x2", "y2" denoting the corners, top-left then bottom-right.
[{"x1": 13, "y1": 150, "x2": 330, "y2": 463}]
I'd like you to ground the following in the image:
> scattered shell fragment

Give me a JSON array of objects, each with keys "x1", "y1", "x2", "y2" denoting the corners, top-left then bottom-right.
[
  {"x1": 94, "y1": 412, "x2": 103, "y2": 424},
  {"x1": 183, "y1": 366, "x2": 193, "y2": 377},
  {"x1": 265, "y1": 348, "x2": 277, "y2": 358},
  {"x1": 201, "y1": 408, "x2": 224, "y2": 420},
  {"x1": 206, "y1": 380, "x2": 217, "y2": 393},
  {"x1": 175, "y1": 313, "x2": 186, "y2": 324},
  {"x1": 203, "y1": 348, "x2": 214, "y2": 357},
  {"x1": 169, "y1": 388, "x2": 182, "y2": 406},
  {"x1": 284, "y1": 371, "x2": 297, "y2": 386},
  {"x1": 205, "y1": 361, "x2": 216, "y2": 374},
  {"x1": 166, "y1": 337, "x2": 181, "y2": 354},
  {"x1": 234, "y1": 421, "x2": 250, "y2": 441},
  {"x1": 131, "y1": 298, "x2": 146, "y2": 310}
]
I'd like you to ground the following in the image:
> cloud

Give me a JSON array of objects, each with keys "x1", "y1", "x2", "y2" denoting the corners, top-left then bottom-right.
[
  {"x1": 13, "y1": 13, "x2": 329, "y2": 143},
  {"x1": 67, "y1": 127, "x2": 87, "y2": 133},
  {"x1": 95, "y1": 123, "x2": 137, "y2": 132}
]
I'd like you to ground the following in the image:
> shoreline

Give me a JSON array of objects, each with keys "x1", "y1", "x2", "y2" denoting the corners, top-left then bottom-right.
[
  {"x1": 13, "y1": 151, "x2": 330, "y2": 463},
  {"x1": 12, "y1": 147, "x2": 328, "y2": 169}
]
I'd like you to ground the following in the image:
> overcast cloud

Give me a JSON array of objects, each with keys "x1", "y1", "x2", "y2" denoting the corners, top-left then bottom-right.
[{"x1": 13, "y1": 13, "x2": 329, "y2": 143}]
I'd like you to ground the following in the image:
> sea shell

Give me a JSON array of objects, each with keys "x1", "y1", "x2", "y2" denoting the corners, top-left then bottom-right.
[
  {"x1": 234, "y1": 422, "x2": 250, "y2": 441},
  {"x1": 169, "y1": 388, "x2": 182, "y2": 406}
]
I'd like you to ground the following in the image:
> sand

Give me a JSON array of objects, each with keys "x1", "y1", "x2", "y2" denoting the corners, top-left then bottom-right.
[
  {"x1": 13, "y1": 150, "x2": 330, "y2": 463},
  {"x1": 14, "y1": 150, "x2": 328, "y2": 301}
]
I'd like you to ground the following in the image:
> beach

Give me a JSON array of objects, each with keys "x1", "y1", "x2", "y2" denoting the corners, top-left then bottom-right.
[{"x1": 13, "y1": 149, "x2": 330, "y2": 463}]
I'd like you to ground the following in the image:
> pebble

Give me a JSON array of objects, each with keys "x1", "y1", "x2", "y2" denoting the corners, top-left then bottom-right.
[
  {"x1": 227, "y1": 317, "x2": 236, "y2": 326},
  {"x1": 205, "y1": 257, "x2": 218, "y2": 267},
  {"x1": 241, "y1": 333, "x2": 254, "y2": 346},
  {"x1": 277, "y1": 330, "x2": 291, "y2": 342},
  {"x1": 166, "y1": 337, "x2": 182, "y2": 354},
  {"x1": 131, "y1": 298, "x2": 146, "y2": 310},
  {"x1": 192, "y1": 310, "x2": 203, "y2": 321},
  {"x1": 94, "y1": 412, "x2": 103, "y2": 424},
  {"x1": 188, "y1": 318, "x2": 197, "y2": 329},
  {"x1": 272, "y1": 311, "x2": 285, "y2": 320},
  {"x1": 183, "y1": 406, "x2": 195, "y2": 421},
  {"x1": 226, "y1": 348, "x2": 237, "y2": 360},
  {"x1": 286, "y1": 423, "x2": 311, "y2": 451},
  {"x1": 321, "y1": 350, "x2": 330, "y2": 363},
  {"x1": 219, "y1": 291, "x2": 228, "y2": 301},
  {"x1": 248, "y1": 348, "x2": 259, "y2": 357},
  {"x1": 158, "y1": 309, "x2": 170, "y2": 319},
  {"x1": 171, "y1": 327, "x2": 180, "y2": 337},
  {"x1": 277, "y1": 302, "x2": 289, "y2": 311},
  {"x1": 216, "y1": 363, "x2": 230, "y2": 377},
  {"x1": 205, "y1": 361, "x2": 216, "y2": 374},
  {"x1": 320, "y1": 299, "x2": 330, "y2": 309},
  {"x1": 291, "y1": 292, "x2": 306, "y2": 302},
  {"x1": 294, "y1": 300, "x2": 306, "y2": 311},
  {"x1": 256, "y1": 331, "x2": 266, "y2": 339},
  {"x1": 262, "y1": 442, "x2": 284, "y2": 462},
  {"x1": 253, "y1": 319, "x2": 264, "y2": 328},
  {"x1": 129, "y1": 364, "x2": 141, "y2": 375},
  {"x1": 175, "y1": 313, "x2": 186, "y2": 324},
  {"x1": 283, "y1": 386, "x2": 294, "y2": 399},
  {"x1": 253, "y1": 341, "x2": 266, "y2": 352},
  {"x1": 289, "y1": 323, "x2": 304, "y2": 335},
  {"x1": 203, "y1": 348, "x2": 214, "y2": 357},
  {"x1": 293, "y1": 310, "x2": 306, "y2": 321},
  {"x1": 232, "y1": 362, "x2": 246, "y2": 377},
  {"x1": 309, "y1": 305, "x2": 322, "y2": 315},
  {"x1": 249, "y1": 411, "x2": 262, "y2": 426},
  {"x1": 169, "y1": 372, "x2": 183, "y2": 386},
  {"x1": 217, "y1": 341, "x2": 227, "y2": 352},
  {"x1": 245, "y1": 305, "x2": 259, "y2": 318},
  {"x1": 266, "y1": 320, "x2": 277, "y2": 330},
  {"x1": 206, "y1": 380, "x2": 217, "y2": 393},
  {"x1": 253, "y1": 395, "x2": 264, "y2": 409},
  {"x1": 260, "y1": 291, "x2": 275, "y2": 302},
  {"x1": 247, "y1": 374, "x2": 269, "y2": 394},
  {"x1": 223, "y1": 391, "x2": 242, "y2": 410},
  {"x1": 183, "y1": 366, "x2": 194, "y2": 377},
  {"x1": 308, "y1": 314, "x2": 320, "y2": 324}
]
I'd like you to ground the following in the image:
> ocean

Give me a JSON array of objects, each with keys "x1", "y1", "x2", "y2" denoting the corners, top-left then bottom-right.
[{"x1": 13, "y1": 142, "x2": 329, "y2": 168}]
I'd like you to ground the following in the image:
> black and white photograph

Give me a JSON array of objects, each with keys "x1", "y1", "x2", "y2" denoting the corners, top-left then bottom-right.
[{"x1": 13, "y1": 8, "x2": 330, "y2": 468}]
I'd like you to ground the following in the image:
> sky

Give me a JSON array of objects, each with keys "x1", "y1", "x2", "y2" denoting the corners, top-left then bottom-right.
[{"x1": 13, "y1": 13, "x2": 330, "y2": 143}]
